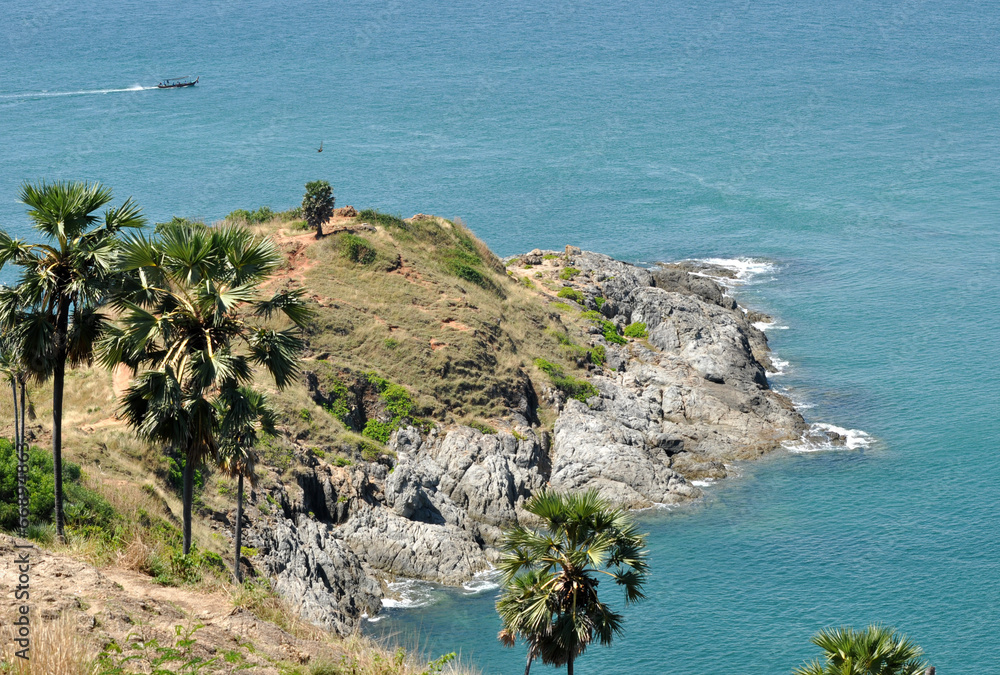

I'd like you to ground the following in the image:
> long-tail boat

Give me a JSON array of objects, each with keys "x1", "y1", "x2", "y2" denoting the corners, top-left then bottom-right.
[{"x1": 157, "y1": 76, "x2": 199, "y2": 89}]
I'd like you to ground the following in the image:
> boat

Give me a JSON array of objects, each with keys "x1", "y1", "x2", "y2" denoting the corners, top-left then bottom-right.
[{"x1": 157, "y1": 76, "x2": 199, "y2": 89}]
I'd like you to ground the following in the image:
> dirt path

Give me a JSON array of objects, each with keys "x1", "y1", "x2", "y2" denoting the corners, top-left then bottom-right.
[{"x1": 0, "y1": 537, "x2": 334, "y2": 673}]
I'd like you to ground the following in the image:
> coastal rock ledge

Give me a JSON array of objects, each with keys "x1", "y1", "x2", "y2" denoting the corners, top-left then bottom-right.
[{"x1": 247, "y1": 249, "x2": 806, "y2": 632}]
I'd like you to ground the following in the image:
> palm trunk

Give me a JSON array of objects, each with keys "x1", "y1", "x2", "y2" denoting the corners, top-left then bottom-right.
[
  {"x1": 11, "y1": 378, "x2": 22, "y2": 536},
  {"x1": 10, "y1": 378, "x2": 19, "y2": 452},
  {"x1": 524, "y1": 655, "x2": 533, "y2": 675},
  {"x1": 18, "y1": 379, "x2": 26, "y2": 537},
  {"x1": 567, "y1": 653, "x2": 573, "y2": 675},
  {"x1": 52, "y1": 295, "x2": 70, "y2": 543},
  {"x1": 19, "y1": 379, "x2": 25, "y2": 454},
  {"x1": 234, "y1": 474, "x2": 244, "y2": 582},
  {"x1": 182, "y1": 450, "x2": 194, "y2": 555}
]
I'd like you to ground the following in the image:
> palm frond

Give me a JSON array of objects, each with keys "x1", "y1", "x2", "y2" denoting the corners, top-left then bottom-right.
[
  {"x1": 254, "y1": 288, "x2": 315, "y2": 328},
  {"x1": 247, "y1": 328, "x2": 304, "y2": 388}
]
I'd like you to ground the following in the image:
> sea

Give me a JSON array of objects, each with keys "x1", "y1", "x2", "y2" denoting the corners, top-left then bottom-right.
[{"x1": 1, "y1": 1, "x2": 997, "y2": 672}]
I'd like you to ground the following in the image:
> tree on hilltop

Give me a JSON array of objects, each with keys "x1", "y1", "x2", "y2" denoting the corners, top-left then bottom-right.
[{"x1": 302, "y1": 180, "x2": 334, "y2": 239}]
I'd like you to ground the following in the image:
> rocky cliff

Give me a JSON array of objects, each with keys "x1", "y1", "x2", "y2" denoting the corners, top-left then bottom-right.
[{"x1": 246, "y1": 247, "x2": 807, "y2": 633}]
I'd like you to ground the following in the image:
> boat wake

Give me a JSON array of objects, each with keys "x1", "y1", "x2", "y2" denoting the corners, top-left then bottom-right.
[{"x1": 0, "y1": 85, "x2": 155, "y2": 100}]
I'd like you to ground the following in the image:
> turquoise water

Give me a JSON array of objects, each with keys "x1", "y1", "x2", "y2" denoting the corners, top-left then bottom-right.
[{"x1": 2, "y1": 1, "x2": 998, "y2": 672}]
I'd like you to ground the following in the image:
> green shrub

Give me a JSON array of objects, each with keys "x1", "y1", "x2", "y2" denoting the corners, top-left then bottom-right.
[
  {"x1": 337, "y1": 232, "x2": 378, "y2": 264},
  {"x1": 312, "y1": 448, "x2": 326, "y2": 459},
  {"x1": 559, "y1": 267, "x2": 581, "y2": 280},
  {"x1": 533, "y1": 358, "x2": 560, "y2": 377},
  {"x1": 624, "y1": 322, "x2": 648, "y2": 339},
  {"x1": 581, "y1": 311, "x2": 626, "y2": 344},
  {"x1": 381, "y1": 383, "x2": 414, "y2": 418},
  {"x1": 546, "y1": 328, "x2": 572, "y2": 346},
  {"x1": 505, "y1": 258, "x2": 521, "y2": 267},
  {"x1": 595, "y1": 296, "x2": 606, "y2": 308},
  {"x1": 557, "y1": 287, "x2": 585, "y2": 304},
  {"x1": 469, "y1": 420, "x2": 497, "y2": 435},
  {"x1": 357, "y1": 209, "x2": 407, "y2": 229},
  {"x1": 384, "y1": 337, "x2": 400, "y2": 349},
  {"x1": 554, "y1": 376, "x2": 598, "y2": 403},
  {"x1": 440, "y1": 247, "x2": 503, "y2": 296},
  {"x1": 604, "y1": 328, "x2": 627, "y2": 345},
  {"x1": 532, "y1": 359, "x2": 598, "y2": 403},
  {"x1": 543, "y1": 254, "x2": 560, "y2": 260},
  {"x1": 322, "y1": 376, "x2": 352, "y2": 424},
  {"x1": 334, "y1": 456, "x2": 352, "y2": 467},
  {"x1": 95, "y1": 623, "x2": 218, "y2": 674},
  {"x1": 520, "y1": 276, "x2": 535, "y2": 288},
  {"x1": 225, "y1": 206, "x2": 275, "y2": 225},
  {"x1": 362, "y1": 419, "x2": 392, "y2": 444},
  {"x1": 590, "y1": 345, "x2": 607, "y2": 365},
  {"x1": 0, "y1": 440, "x2": 114, "y2": 533},
  {"x1": 552, "y1": 302, "x2": 574, "y2": 312}
]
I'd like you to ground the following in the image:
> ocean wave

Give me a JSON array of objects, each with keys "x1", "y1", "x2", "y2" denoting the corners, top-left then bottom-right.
[
  {"x1": 784, "y1": 423, "x2": 874, "y2": 453},
  {"x1": 767, "y1": 357, "x2": 790, "y2": 376},
  {"x1": 684, "y1": 257, "x2": 777, "y2": 287},
  {"x1": 462, "y1": 569, "x2": 500, "y2": 595},
  {"x1": 690, "y1": 478, "x2": 716, "y2": 487},
  {"x1": 381, "y1": 578, "x2": 438, "y2": 609},
  {"x1": 752, "y1": 320, "x2": 789, "y2": 331}
]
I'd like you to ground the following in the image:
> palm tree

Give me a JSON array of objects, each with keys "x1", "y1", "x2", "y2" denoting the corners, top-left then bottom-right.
[
  {"x1": 0, "y1": 181, "x2": 144, "y2": 542},
  {"x1": 302, "y1": 180, "x2": 334, "y2": 239},
  {"x1": 101, "y1": 221, "x2": 311, "y2": 554},
  {"x1": 217, "y1": 385, "x2": 275, "y2": 582},
  {"x1": 496, "y1": 489, "x2": 649, "y2": 675},
  {"x1": 0, "y1": 326, "x2": 29, "y2": 533},
  {"x1": 794, "y1": 624, "x2": 929, "y2": 675}
]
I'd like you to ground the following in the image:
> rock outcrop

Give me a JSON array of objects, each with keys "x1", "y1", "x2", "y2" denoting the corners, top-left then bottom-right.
[{"x1": 249, "y1": 249, "x2": 805, "y2": 633}]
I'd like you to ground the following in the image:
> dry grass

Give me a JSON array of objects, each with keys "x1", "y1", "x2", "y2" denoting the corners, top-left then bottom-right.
[
  {"x1": 311, "y1": 634, "x2": 480, "y2": 675},
  {"x1": 0, "y1": 613, "x2": 95, "y2": 675},
  {"x1": 226, "y1": 582, "x2": 480, "y2": 674},
  {"x1": 270, "y1": 213, "x2": 583, "y2": 427}
]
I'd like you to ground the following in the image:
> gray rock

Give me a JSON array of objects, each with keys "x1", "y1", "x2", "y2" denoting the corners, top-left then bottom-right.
[
  {"x1": 248, "y1": 515, "x2": 382, "y2": 635},
  {"x1": 251, "y1": 248, "x2": 807, "y2": 630}
]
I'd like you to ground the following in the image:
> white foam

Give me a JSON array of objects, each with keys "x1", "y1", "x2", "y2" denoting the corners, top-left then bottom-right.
[
  {"x1": 0, "y1": 86, "x2": 156, "y2": 100},
  {"x1": 753, "y1": 321, "x2": 789, "y2": 331},
  {"x1": 768, "y1": 358, "x2": 790, "y2": 376},
  {"x1": 784, "y1": 423, "x2": 874, "y2": 453},
  {"x1": 462, "y1": 569, "x2": 500, "y2": 595},
  {"x1": 684, "y1": 257, "x2": 777, "y2": 287},
  {"x1": 381, "y1": 578, "x2": 437, "y2": 609},
  {"x1": 691, "y1": 479, "x2": 715, "y2": 487}
]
